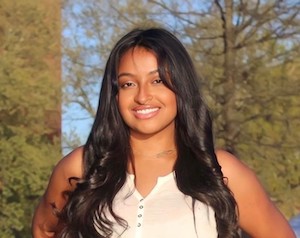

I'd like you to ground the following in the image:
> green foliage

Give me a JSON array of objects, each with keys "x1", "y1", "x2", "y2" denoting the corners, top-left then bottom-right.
[
  {"x1": 0, "y1": 0, "x2": 61, "y2": 237},
  {"x1": 0, "y1": 137, "x2": 60, "y2": 237}
]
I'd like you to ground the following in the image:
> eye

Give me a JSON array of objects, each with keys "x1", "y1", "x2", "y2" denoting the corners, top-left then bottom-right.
[
  {"x1": 119, "y1": 82, "x2": 136, "y2": 88},
  {"x1": 152, "y1": 79, "x2": 163, "y2": 84}
]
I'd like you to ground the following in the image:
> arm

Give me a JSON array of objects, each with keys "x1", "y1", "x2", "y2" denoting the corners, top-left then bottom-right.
[
  {"x1": 32, "y1": 147, "x2": 84, "y2": 238},
  {"x1": 216, "y1": 150, "x2": 296, "y2": 238}
]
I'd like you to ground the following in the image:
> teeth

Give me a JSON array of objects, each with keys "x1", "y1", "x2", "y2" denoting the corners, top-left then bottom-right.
[{"x1": 136, "y1": 108, "x2": 159, "y2": 114}]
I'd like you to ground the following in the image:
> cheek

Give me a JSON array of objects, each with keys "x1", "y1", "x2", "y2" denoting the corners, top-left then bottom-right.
[{"x1": 165, "y1": 93, "x2": 177, "y2": 109}]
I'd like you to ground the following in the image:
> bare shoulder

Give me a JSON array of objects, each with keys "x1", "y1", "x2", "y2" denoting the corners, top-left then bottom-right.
[
  {"x1": 55, "y1": 146, "x2": 84, "y2": 181},
  {"x1": 44, "y1": 146, "x2": 84, "y2": 205},
  {"x1": 215, "y1": 149, "x2": 296, "y2": 238},
  {"x1": 41, "y1": 145, "x2": 84, "y2": 207},
  {"x1": 32, "y1": 146, "x2": 85, "y2": 236},
  {"x1": 215, "y1": 149, "x2": 253, "y2": 182}
]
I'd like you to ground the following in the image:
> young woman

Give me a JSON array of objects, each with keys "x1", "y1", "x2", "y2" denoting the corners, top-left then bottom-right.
[{"x1": 32, "y1": 28, "x2": 296, "y2": 238}]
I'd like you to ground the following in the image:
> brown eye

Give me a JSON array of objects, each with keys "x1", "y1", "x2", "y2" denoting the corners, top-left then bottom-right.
[
  {"x1": 120, "y1": 82, "x2": 136, "y2": 88},
  {"x1": 153, "y1": 79, "x2": 163, "y2": 84}
]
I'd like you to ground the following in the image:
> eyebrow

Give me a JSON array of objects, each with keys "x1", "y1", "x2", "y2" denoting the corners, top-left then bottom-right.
[{"x1": 117, "y1": 69, "x2": 159, "y2": 79}]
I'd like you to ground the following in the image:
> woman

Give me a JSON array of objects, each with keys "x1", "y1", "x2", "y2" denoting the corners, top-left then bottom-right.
[{"x1": 32, "y1": 28, "x2": 295, "y2": 238}]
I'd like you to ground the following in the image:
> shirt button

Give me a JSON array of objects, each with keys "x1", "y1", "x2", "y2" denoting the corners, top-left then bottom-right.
[
  {"x1": 137, "y1": 223, "x2": 141, "y2": 227},
  {"x1": 139, "y1": 205, "x2": 143, "y2": 209},
  {"x1": 138, "y1": 214, "x2": 142, "y2": 218}
]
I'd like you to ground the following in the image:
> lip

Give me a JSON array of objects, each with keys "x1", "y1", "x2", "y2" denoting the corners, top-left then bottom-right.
[{"x1": 132, "y1": 106, "x2": 160, "y2": 119}]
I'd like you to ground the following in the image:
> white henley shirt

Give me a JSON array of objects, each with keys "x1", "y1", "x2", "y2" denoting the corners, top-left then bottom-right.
[{"x1": 95, "y1": 172, "x2": 217, "y2": 238}]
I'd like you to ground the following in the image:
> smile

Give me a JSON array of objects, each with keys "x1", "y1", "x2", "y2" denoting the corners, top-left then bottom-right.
[{"x1": 135, "y1": 108, "x2": 159, "y2": 114}]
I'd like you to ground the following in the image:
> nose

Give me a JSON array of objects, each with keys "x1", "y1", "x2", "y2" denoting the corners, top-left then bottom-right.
[{"x1": 134, "y1": 85, "x2": 153, "y2": 104}]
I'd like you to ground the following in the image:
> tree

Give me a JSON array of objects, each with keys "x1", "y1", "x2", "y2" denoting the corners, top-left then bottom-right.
[
  {"x1": 62, "y1": 0, "x2": 300, "y2": 217},
  {"x1": 0, "y1": 0, "x2": 61, "y2": 237}
]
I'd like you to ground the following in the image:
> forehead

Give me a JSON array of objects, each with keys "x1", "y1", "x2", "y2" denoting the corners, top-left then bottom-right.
[
  {"x1": 120, "y1": 46, "x2": 157, "y2": 61},
  {"x1": 118, "y1": 47, "x2": 158, "y2": 73}
]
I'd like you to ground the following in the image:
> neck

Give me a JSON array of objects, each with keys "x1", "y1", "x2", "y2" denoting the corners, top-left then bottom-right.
[
  {"x1": 129, "y1": 134, "x2": 176, "y2": 158},
  {"x1": 132, "y1": 148, "x2": 176, "y2": 159}
]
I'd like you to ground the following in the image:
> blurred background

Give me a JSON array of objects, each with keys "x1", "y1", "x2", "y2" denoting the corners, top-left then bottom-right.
[{"x1": 0, "y1": 0, "x2": 299, "y2": 237}]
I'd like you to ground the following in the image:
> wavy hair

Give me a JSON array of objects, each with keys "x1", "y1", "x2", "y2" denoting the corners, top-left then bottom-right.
[{"x1": 58, "y1": 28, "x2": 239, "y2": 238}]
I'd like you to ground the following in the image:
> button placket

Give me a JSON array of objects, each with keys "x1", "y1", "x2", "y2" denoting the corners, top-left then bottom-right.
[{"x1": 136, "y1": 198, "x2": 145, "y2": 228}]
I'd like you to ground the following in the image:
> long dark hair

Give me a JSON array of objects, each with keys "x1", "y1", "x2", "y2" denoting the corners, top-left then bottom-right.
[{"x1": 59, "y1": 28, "x2": 239, "y2": 238}]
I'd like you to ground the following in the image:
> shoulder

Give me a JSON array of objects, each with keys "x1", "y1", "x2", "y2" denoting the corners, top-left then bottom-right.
[
  {"x1": 32, "y1": 146, "x2": 85, "y2": 235},
  {"x1": 45, "y1": 146, "x2": 84, "y2": 205},
  {"x1": 215, "y1": 149, "x2": 269, "y2": 203},
  {"x1": 215, "y1": 149, "x2": 260, "y2": 206},
  {"x1": 215, "y1": 149, "x2": 252, "y2": 179},
  {"x1": 55, "y1": 146, "x2": 84, "y2": 181},
  {"x1": 215, "y1": 149, "x2": 264, "y2": 214},
  {"x1": 43, "y1": 146, "x2": 85, "y2": 210},
  {"x1": 215, "y1": 149, "x2": 296, "y2": 238}
]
